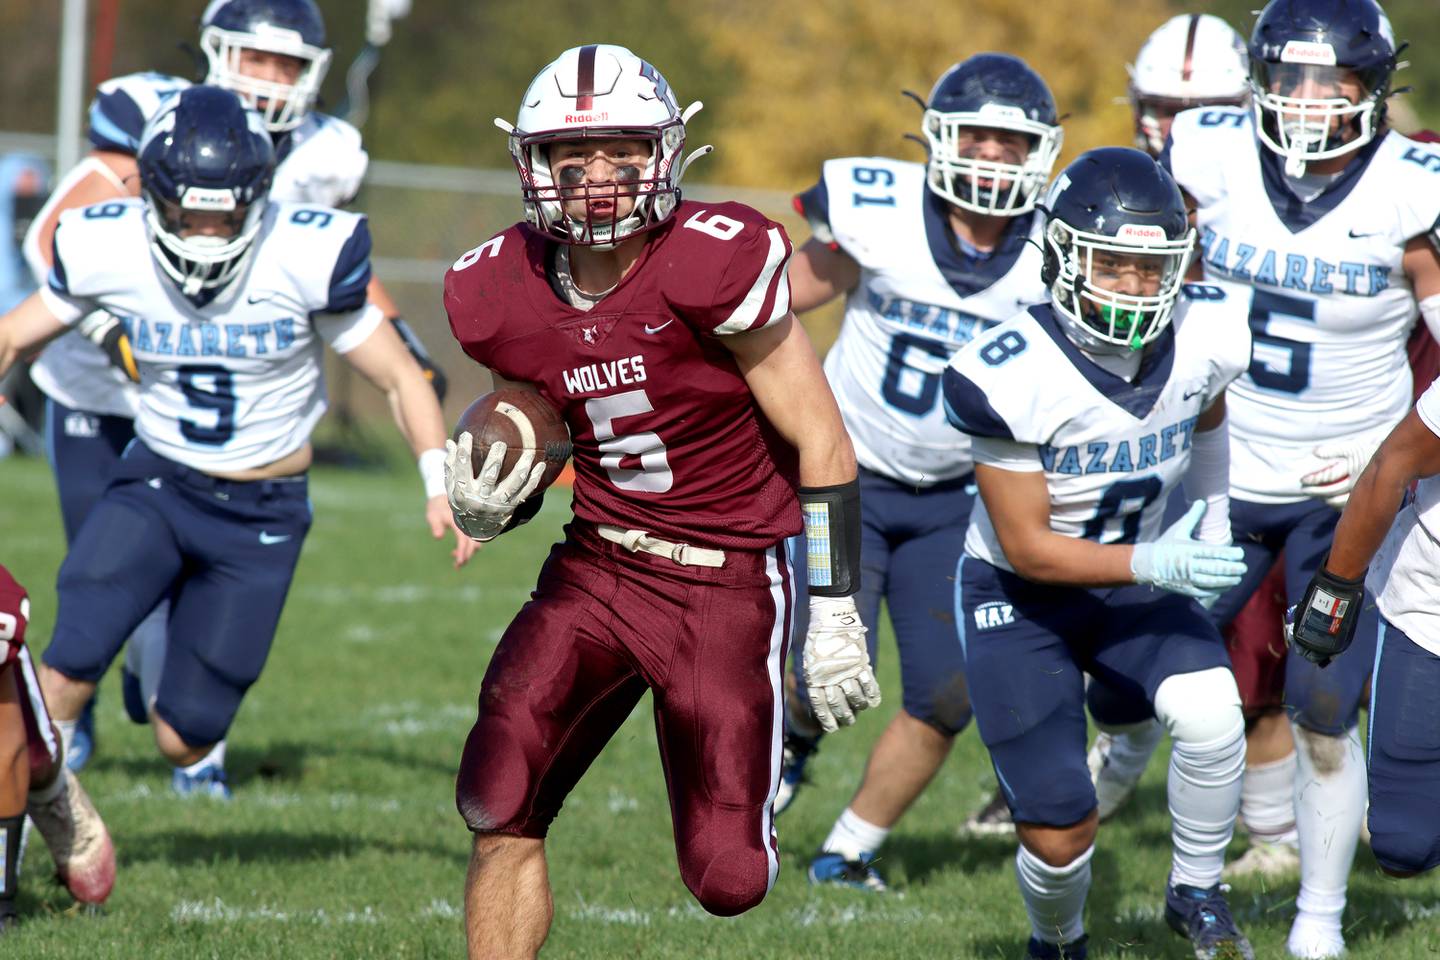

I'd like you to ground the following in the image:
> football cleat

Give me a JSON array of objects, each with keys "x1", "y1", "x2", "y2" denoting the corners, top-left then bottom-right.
[
  {"x1": 1165, "y1": 883, "x2": 1255, "y2": 960},
  {"x1": 773, "y1": 730, "x2": 821, "y2": 817},
  {"x1": 1027, "y1": 934, "x2": 1089, "y2": 959},
  {"x1": 1221, "y1": 838, "x2": 1300, "y2": 881},
  {"x1": 807, "y1": 851, "x2": 889, "y2": 893},
  {"x1": 959, "y1": 787, "x2": 1015, "y2": 837},
  {"x1": 172, "y1": 763, "x2": 233, "y2": 801},
  {"x1": 27, "y1": 769, "x2": 116, "y2": 905},
  {"x1": 65, "y1": 697, "x2": 96, "y2": 771},
  {"x1": 1087, "y1": 731, "x2": 1147, "y2": 821}
]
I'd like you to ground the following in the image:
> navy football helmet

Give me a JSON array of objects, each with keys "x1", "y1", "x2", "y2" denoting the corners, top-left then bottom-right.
[
  {"x1": 1248, "y1": 0, "x2": 1400, "y2": 175},
  {"x1": 201, "y1": 0, "x2": 332, "y2": 133},
  {"x1": 1040, "y1": 147, "x2": 1194, "y2": 353},
  {"x1": 921, "y1": 53, "x2": 1062, "y2": 217},
  {"x1": 138, "y1": 86, "x2": 274, "y2": 296}
]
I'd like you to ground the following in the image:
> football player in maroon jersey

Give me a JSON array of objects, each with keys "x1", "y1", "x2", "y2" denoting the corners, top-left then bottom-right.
[
  {"x1": 0, "y1": 563, "x2": 115, "y2": 931},
  {"x1": 441, "y1": 44, "x2": 880, "y2": 957}
]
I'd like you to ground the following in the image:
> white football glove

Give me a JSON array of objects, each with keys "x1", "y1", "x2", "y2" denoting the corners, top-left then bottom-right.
[
  {"x1": 802, "y1": 596, "x2": 882, "y2": 733},
  {"x1": 1131, "y1": 500, "x2": 1247, "y2": 603},
  {"x1": 1299, "y1": 428, "x2": 1389, "y2": 509},
  {"x1": 443, "y1": 432, "x2": 546, "y2": 542}
]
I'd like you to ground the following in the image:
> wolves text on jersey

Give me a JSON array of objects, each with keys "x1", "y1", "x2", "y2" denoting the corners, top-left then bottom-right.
[
  {"x1": 1039, "y1": 415, "x2": 1200, "y2": 476},
  {"x1": 561, "y1": 354, "x2": 648, "y2": 395},
  {"x1": 1199, "y1": 229, "x2": 1391, "y2": 298}
]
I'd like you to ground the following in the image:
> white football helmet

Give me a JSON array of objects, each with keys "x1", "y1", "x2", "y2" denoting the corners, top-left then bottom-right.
[
  {"x1": 200, "y1": 0, "x2": 333, "y2": 134},
  {"x1": 498, "y1": 44, "x2": 709, "y2": 249},
  {"x1": 1128, "y1": 14, "x2": 1249, "y2": 155}
]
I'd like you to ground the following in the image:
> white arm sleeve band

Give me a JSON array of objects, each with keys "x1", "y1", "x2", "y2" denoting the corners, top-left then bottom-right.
[
  {"x1": 970, "y1": 435, "x2": 1045, "y2": 472},
  {"x1": 1183, "y1": 415, "x2": 1233, "y2": 545},
  {"x1": 1420, "y1": 293, "x2": 1440, "y2": 344}
]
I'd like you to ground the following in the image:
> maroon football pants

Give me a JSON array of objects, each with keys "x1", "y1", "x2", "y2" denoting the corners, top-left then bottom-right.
[{"x1": 456, "y1": 524, "x2": 794, "y2": 917}]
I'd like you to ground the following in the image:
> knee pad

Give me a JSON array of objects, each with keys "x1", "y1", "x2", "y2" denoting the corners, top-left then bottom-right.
[
  {"x1": 1154, "y1": 668, "x2": 1243, "y2": 745},
  {"x1": 684, "y1": 850, "x2": 771, "y2": 917},
  {"x1": 909, "y1": 671, "x2": 973, "y2": 736},
  {"x1": 1372, "y1": 829, "x2": 1440, "y2": 877}
]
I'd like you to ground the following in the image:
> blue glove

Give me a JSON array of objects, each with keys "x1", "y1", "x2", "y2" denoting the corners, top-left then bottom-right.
[{"x1": 1131, "y1": 500, "x2": 1247, "y2": 601}]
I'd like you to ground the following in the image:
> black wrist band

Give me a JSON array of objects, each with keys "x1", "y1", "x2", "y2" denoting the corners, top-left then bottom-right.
[{"x1": 799, "y1": 478, "x2": 862, "y2": 597}]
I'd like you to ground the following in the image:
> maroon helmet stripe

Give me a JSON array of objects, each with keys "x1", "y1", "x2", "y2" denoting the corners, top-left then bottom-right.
[
  {"x1": 1181, "y1": 15, "x2": 1200, "y2": 83},
  {"x1": 575, "y1": 44, "x2": 597, "y2": 110}
]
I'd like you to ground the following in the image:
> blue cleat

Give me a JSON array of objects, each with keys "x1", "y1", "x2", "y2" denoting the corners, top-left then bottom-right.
[
  {"x1": 1027, "y1": 934, "x2": 1088, "y2": 959},
  {"x1": 772, "y1": 730, "x2": 821, "y2": 817},
  {"x1": 120, "y1": 668, "x2": 149, "y2": 724},
  {"x1": 807, "y1": 851, "x2": 889, "y2": 892},
  {"x1": 65, "y1": 697, "x2": 96, "y2": 771},
  {"x1": 171, "y1": 763, "x2": 233, "y2": 801},
  {"x1": 1165, "y1": 883, "x2": 1255, "y2": 960}
]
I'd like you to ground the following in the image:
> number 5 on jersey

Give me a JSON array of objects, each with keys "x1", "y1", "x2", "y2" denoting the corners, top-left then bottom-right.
[{"x1": 584, "y1": 389, "x2": 673, "y2": 492}]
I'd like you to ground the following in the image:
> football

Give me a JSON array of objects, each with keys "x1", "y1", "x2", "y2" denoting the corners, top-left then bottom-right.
[{"x1": 452, "y1": 388, "x2": 572, "y2": 492}]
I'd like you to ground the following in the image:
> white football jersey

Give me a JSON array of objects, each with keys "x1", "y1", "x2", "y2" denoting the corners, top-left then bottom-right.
[
  {"x1": 1369, "y1": 377, "x2": 1440, "y2": 654},
  {"x1": 39, "y1": 198, "x2": 381, "y2": 473},
  {"x1": 944, "y1": 286, "x2": 1252, "y2": 572},
  {"x1": 1166, "y1": 107, "x2": 1440, "y2": 503},
  {"x1": 801, "y1": 157, "x2": 1047, "y2": 485},
  {"x1": 25, "y1": 71, "x2": 369, "y2": 417}
]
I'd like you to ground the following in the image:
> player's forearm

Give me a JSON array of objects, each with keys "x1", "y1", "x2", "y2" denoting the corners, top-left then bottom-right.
[
  {"x1": 389, "y1": 370, "x2": 448, "y2": 458},
  {"x1": 1325, "y1": 444, "x2": 1417, "y2": 580},
  {"x1": 1002, "y1": 530, "x2": 1137, "y2": 587}
]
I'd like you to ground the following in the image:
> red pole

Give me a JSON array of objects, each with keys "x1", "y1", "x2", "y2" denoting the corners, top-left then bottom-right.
[{"x1": 89, "y1": 0, "x2": 121, "y2": 86}]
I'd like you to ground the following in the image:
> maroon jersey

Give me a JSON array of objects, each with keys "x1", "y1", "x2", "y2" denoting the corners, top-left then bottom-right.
[
  {"x1": 445, "y1": 200, "x2": 802, "y2": 550},
  {"x1": 0, "y1": 564, "x2": 29, "y2": 665}
]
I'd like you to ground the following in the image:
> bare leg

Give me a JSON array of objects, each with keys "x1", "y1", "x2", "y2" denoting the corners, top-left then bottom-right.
[
  {"x1": 37, "y1": 666, "x2": 94, "y2": 724},
  {"x1": 0, "y1": 668, "x2": 28, "y2": 814},
  {"x1": 848, "y1": 712, "x2": 953, "y2": 827},
  {"x1": 465, "y1": 834, "x2": 551, "y2": 960},
  {"x1": 153, "y1": 714, "x2": 212, "y2": 768},
  {"x1": 1246, "y1": 710, "x2": 1294, "y2": 764}
]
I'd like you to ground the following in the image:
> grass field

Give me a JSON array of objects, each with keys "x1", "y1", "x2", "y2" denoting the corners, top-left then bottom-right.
[{"x1": 3, "y1": 448, "x2": 1440, "y2": 959}]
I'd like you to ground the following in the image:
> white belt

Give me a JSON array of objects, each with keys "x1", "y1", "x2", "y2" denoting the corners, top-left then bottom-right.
[{"x1": 596, "y1": 525, "x2": 727, "y2": 568}]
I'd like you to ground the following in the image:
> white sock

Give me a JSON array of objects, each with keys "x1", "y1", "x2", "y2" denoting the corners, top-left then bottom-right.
[
  {"x1": 1293, "y1": 728, "x2": 1365, "y2": 935},
  {"x1": 53, "y1": 718, "x2": 77, "y2": 770},
  {"x1": 1167, "y1": 720, "x2": 1246, "y2": 889},
  {"x1": 180, "y1": 740, "x2": 227, "y2": 776},
  {"x1": 1016, "y1": 844, "x2": 1092, "y2": 945},
  {"x1": 822, "y1": 807, "x2": 889, "y2": 861},
  {"x1": 1241, "y1": 752, "x2": 1299, "y2": 845},
  {"x1": 1104, "y1": 720, "x2": 1166, "y2": 781}
]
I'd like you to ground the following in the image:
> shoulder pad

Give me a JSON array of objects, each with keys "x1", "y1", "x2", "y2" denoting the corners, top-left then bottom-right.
[
  {"x1": 88, "y1": 73, "x2": 189, "y2": 154},
  {"x1": 1162, "y1": 106, "x2": 1250, "y2": 205},
  {"x1": 49, "y1": 200, "x2": 147, "y2": 298},
  {"x1": 265, "y1": 203, "x2": 372, "y2": 313},
  {"x1": 663, "y1": 202, "x2": 794, "y2": 336},
  {"x1": 942, "y1": 315, "x2": 1041, "y2": 441}
]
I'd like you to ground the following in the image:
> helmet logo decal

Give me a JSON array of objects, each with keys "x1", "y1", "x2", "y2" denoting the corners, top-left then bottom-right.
[
  {"x1": 1116, "y1": 224, "x2": 1166, "y2": 240},
  {"x1": 179, "y1": 186, "x2": 238, "y2": 211},
  {"x1": 1279, "y1": 40, "x2": 1338, "y2": 66},
  {"x1": 575, "y1": 44, "x2": 597, "y2": 110}
]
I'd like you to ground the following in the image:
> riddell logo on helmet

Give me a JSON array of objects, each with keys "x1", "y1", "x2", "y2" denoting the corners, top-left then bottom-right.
[
  {"x1": 1279, "y1": 40, "x2": 1338, "y2": 66},
  {"x1": 1116, "y1": 224, "x2": 1166, "y2": 240},
  {"x1": 565, "y1": 112, "x2": 610, "y2": 123}
]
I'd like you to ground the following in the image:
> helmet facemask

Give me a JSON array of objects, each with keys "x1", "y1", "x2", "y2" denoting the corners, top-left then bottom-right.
[
  {"x1": 923, "y1": 106, "x2": 1062, "y2": 216},
  {"x1": 1046, "y1": 219, "x2": 1194, "y2": 354},
  {"x1": 1251, "y1": 60, "x2": 1388, "y2": 176},
  {"x1": 201, "y1": 25, "x2": 331, "y2": 133},
  {"x1": 510, "y1": 119, "x2": 689, "y2": 250},
  {"x1": 143, "y1": 187, "x2": 267, "y2": 297}
]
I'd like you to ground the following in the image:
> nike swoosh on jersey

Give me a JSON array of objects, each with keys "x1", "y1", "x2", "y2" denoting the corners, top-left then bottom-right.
[
  {"x1": 258, "y1": 531, "x2": 292, "y2": 545},
  {"x1": 1183, "y1": 389, "x2": 1206, "y2": 400},
  {"x1": 247, "y1": 293, "x2": 277, "y2": 304},
  {"x1": 1347, "y1": 229, "x2": 1381, "y2": 239},
  {"x1": 644, "y1": 319, "x2": 674, "y2": 335}
]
